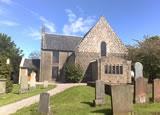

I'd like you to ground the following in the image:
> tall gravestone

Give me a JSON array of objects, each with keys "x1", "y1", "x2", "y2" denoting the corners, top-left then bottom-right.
[
  {"x1": 93, "y1": 80, "x2": 107, "y2": 106},
  {"x1": 134, "y1": 62, "x2": 148, "y2": 104},
  {"x1": 0, "y1": 79, "x2": 6, "y2": 95},
  {"x1": 152, "y1": 79, "x2": 160, "y2": 102},
  {"x1": 29, "y1": 72, "x2": 36, "y2": 90},
  {"x1": 19, "y1": 69, "x2": 28, "y2": 93},
  {"x1": 111, "y1": 85, "x2": 133, "y2": 115},
  {"x1": 38, "y1": 93, "x2": 50, "y2": 114}
]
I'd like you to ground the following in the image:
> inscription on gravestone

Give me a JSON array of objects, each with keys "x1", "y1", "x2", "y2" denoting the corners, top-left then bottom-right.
[
  {"x1": 38, "y1": 93, "x2": 50, "y2": 114},
  {"x1": 135, "y1": 62, "x2": 143, "y2": 79},
  {"x1": 135, "y1": 77, "x2": 148, "y2": 104},
  {"x1": 153, "y1": 79, "x2": 160, "y2": 102},
  {"x1": 111, "y1": 85, "x2": 133, "y2": 115},
  {"x1": 93, "y1": 80, "x2": 106, "y2": 106}
]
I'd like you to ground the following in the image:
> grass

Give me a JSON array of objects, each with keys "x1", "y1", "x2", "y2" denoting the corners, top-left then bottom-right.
[
  {"x1": 12, "y1": 86, "x2": 160, "y2": 115},
  {"x1": 0, "y1": 84, "x2": 56, "y2": 107}
]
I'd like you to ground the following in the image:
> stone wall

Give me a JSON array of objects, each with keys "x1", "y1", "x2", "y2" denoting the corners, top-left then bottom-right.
[
  {"x1": 99, "y1": 56, "x2": 131, "y2": 84},
  {"x1": 40, "y1": 50, "x2": 72, "y2": 82}
]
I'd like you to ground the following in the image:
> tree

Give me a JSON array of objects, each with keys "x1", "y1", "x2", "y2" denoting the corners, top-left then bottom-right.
[
  {"x1": 29, "y1": 50, "x2": 40, "y2": 59},
  {"x1": 0, "y1": 33, "x2": 23, "y2": 84},
  {"x1": 127, "y1": 35, "x2": 160, "y2": 82},
  {"x1": 65, "y1": 63, "x2": 84, "y2": 83}
]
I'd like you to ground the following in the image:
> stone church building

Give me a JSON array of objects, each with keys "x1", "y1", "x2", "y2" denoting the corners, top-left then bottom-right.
[{"x1": 40, "y1": 16, "x2": 131, "y2": 84}]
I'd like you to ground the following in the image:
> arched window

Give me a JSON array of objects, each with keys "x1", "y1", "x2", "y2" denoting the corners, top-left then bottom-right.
[{"x1": 101, "y1": 41, "x2": 107, "y2": 56}]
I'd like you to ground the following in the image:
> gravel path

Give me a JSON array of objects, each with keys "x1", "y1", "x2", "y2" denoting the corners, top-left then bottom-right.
[{"x1": 0, "y1": 83, "x2": 86, "y2": 115}]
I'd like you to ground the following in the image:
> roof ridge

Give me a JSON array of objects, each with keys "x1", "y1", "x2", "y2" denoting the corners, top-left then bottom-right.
[{"x1": 45, "y1": 32, "x2": 83, "y2": 38}]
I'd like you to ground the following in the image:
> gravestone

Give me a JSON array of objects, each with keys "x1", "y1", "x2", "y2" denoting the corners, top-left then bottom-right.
[
  {"x1": 153, "y1": 79, "x2": 160, "y2": 102},
  {"x1": 29, "y1": 71, "x2": 36, "y2": 90},
  {"x1": 134, "y1": 62, "x2": 143, "y2": 79},
  {"x1": 135, "y1": 77, "x2": 148, "y2": 104},
  {"x1": 43, "y1": 81, "x2": 48, "y2": 88},
  {"x1": 0, "y1": 79, "x2": 6, "y2": 95},
  {"x1": 111, "y1": 85, "x2": 133, "y2": 115},
  {"x1": 93, "y1": 80, "x2": 107, "y2": 106},
  {"x1": 19, "y1": 69, "x2": 28, "y2": 93},
  {"x1": 38, "y1": 93, "x2": 50, "y2": 114}
]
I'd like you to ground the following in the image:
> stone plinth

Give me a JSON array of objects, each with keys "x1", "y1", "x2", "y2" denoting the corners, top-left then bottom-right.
[{"x1": 0, "y1": 79, "x2": 6, "y2": 95}]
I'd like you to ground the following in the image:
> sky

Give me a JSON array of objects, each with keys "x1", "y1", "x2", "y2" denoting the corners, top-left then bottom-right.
[{"x1": 0, "y1": 0, "x2": 160, "y2": 57}]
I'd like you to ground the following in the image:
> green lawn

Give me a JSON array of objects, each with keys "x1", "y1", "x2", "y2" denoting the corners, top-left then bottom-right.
[
  {"x1": 12, "y1": 86, "x2": 160, "y2": 115},
  {"x1": 0, "y1": 84, "x2": 56, "y2": 107}
]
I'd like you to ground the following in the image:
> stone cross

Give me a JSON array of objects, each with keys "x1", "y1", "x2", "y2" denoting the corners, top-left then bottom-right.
[
  {"x1": 111, "y1": 84, "x2": 133, "y2": 115},
  {"x1": 152, "y1": 79, "x2": 160, "y2": 102},
  {"x1": 38, "y1": 93, "x2": 50, "y2": 114},
  {"x1": 134, "y1": 62, "x2": 143, "y2": 79},
  {"x1": 43, "y1": 80, "x2": 48, "y2": 88},
  {"x1": 0, "y1": 79, "x2": 6, "y2": 95},
  {"x1": 135, "y1": 77, "x2": 148, "y2": 104},
  {"x1": 19, "y1": 69, "x2": 28, "y2": 93},
  {"x1": 93, "y1": 80, "x2": 107, "y2": 106},
  {"x1": 29, "y1": 71, "x2": 36, "y2": 90}
]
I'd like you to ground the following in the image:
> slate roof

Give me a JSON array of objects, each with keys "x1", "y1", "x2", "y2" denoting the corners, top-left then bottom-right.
[
  {"x1": 42, "y1": 33, "x2": 82, "y2": 51},
  {"x1": 23, "y1": 59, "x2": 40, "y2": 69}
]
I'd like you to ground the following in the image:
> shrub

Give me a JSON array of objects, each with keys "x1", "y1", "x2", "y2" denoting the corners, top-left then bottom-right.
[
  {"x1": 65, "y1": 63, "x2": 84, "y2": 83},
  {"x1": 0, "y1": 56, "x2": 13, "y2": 93}
]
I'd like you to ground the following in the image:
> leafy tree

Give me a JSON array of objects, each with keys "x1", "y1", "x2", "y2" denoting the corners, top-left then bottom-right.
[
  {"x1": 127, "y1": 35, "x2": 160, "y2": 82},
  {"x1": 29, "y1": 50, "x2": 40, "y2": 59},
  {"x1": 0, "y1": 33, "x2": 23, "y2": 84},
  {"x1": 65, "y1": 63, "x2": 84, "y2": 83}
]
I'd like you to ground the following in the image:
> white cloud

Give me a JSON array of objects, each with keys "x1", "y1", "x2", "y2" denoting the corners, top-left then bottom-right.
[
  {"x1": 0, "y1": 0, "x2": 13, "y2": 5},
  {"x1": 29, "y1": 28, "x2": 41, "y2": 40},
  {"x1": 0, "y1": 20, "x2": 19, "y2": 26},
  {"x1": 63, "y1": 9, "x2": 95, "y2": 35},
  {"x1": 40, "y1": 16, "x2": 56, "y2": 33}
]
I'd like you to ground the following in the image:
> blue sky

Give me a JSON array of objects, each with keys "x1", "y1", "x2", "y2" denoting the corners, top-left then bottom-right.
[{"x1": 0, "y1": 0, "x2": 160, "y2": 57}]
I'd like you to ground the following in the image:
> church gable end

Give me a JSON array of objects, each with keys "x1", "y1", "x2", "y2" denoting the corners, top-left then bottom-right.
[{"x1": 77, "y1": 16, "x2": 128, "y2": 56}]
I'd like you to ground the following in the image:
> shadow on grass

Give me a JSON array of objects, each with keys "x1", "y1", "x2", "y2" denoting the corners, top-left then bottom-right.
[
  {"x1": 91, "y1": 109, "x2": 112, "y2": 115},
  {"x1": 81, "y1": 102, "x2": 94, "y2": 107}
]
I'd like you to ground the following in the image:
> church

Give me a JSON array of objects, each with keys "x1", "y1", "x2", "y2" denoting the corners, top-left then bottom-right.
[{"x1": 39, "y1": 16, "x2": 131, "y2": 84}]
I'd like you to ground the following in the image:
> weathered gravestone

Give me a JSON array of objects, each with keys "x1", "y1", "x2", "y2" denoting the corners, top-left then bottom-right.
[
  {"x1": 135, "y1": 77, "x2": 148, "y2": 104},
  {"x1": 135, "y1": 62, "x2": 143, "y2": 78},
  {"x1": 111, "y1": 85, "x2": 133, "y2": 115},
  {"x1": 19, "y1": 69, "x2": 28, "y2": 93},
  {"x1": 0, "y1": 79, "x2": 6, "y2": 95},
  {"x1": 29, "y1": 71, "x2": 36, "y2": 90},
  {"x1": 93, "y1": 80, "x2": 107, "y2": 106},
  {"x1": 43, "y1": 80, "x2": 48, "y2": 88},
  {"x1": 38, "y1": 93, "x2": 50, "y2": 114},
  {"x1": 152, "y1": 79, "x2": 160, "y2": 102}
]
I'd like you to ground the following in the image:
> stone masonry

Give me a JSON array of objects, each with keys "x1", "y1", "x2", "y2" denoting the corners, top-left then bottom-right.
[{"x1": 152, "y1": 79, "x2": 160, "y2": 102}]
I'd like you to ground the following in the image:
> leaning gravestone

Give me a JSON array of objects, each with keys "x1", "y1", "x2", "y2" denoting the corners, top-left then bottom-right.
[
  {"x1": 111, "y1": 85, "x2": 133, "y2": 115},
  {"x1": 43, "y1": 80, "x2": 48, "y2": 88},
  {"x1": 0, "y1": 79, "x2": 6, "y2": 95},
  {"x1": 38, "y1": 93, "x2": 50, "y2": 114},
  {"x1": 29, "y1": 72, "x2": 36, "y2": 90},
  {"x1": 135, "y1": 62, "x2": 143, "y2": 79},
  {"x1": 152, "y1": 79, "x2": 160, "y2": 102},
  {"x1": 19, "y1": 69, "x2": 28, "y2": 93},
  {"x1": 93, "y1": 80, "x2": 107, "y2": 106}
]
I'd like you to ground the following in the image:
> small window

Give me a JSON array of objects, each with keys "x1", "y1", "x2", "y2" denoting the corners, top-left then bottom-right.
[
  {"x1": 120, "y1": 65, "x2": 123, "y2": 74},
  {"x1": 112, "y1": 65, "x2": 115, "y2": 74},
  {"x1": 105, "y1": 65, "x2": 108, "y2": 74},
  {"x1": 101, "y1": 41, "x2": 107, "y2": 56},
  {"x1": 53, "y1": 51, "x2": 59, "y2": 64},
  {"x1": 116, "y1": 65, "x2": 119, "y2": 74},
  {"x1": 109, "y1": 65, "x2": 112, "y2": 74}
]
